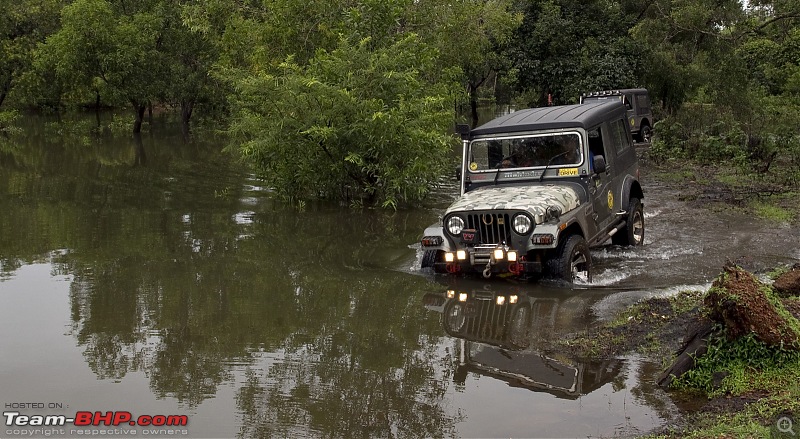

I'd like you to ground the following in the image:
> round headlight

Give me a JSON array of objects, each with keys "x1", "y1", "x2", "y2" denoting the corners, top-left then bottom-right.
[
  {"x1": 513, "y1": 214, "x2": 532, "y2": 234},
  {"x1": 446, "y1": 216, "x2": 465, "y2": 235}
]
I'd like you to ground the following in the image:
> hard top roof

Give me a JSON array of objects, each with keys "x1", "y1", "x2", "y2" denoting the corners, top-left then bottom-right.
[{"x1": 470, "y1": 101, "x2": 627, "y2": 137}]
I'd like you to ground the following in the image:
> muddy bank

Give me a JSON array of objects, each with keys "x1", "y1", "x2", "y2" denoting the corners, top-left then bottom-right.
[
  {"x1": 641, "y1": 155, "x2": 800, "y2": 224},
  {"x1": 547, "y1": 264, "x2": 800, "y2": 438}
]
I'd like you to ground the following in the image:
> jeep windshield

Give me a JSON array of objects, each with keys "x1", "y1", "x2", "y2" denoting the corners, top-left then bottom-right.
[{"x1": 468, "y1": 133, "x2": 583, "y2": 172}]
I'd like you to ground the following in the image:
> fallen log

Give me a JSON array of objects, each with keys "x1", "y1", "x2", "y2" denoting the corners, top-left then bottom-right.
[{"x1": 656, "y1": 318, "x2": 714, "y2": 388}]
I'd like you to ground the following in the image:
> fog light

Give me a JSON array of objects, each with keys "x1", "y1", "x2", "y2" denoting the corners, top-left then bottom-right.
[
  {"x1": 458, "y1": 293, "x2": 468, "y2": 302},
  {"x1": 445, "y1": 252, "x2": 454, "y2": 262},
  {"x1": 496, "y1": 296, "x2": 506, "y2": 305},
  {"x1": 493, "y1": 249, "x2": 504, "y2": 260},
  {"x1": 446, "y1": 290, "x2": 455, "y2": 299},
  {"x1": 510, "y1": 295, "x2": 518, "y2": 304},
  {"x1": 507, "y1": 251, "x2": 517, "y2": 262},
  {"x1": 456, "y1": 250, "x2": 467, "y2": 260}
]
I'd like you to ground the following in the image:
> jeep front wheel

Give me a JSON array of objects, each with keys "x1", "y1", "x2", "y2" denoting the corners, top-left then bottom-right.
[
  {"x1": 422, "y1": 250, "x2": 447, "y2": 273},
  {"x1": 612, "y1": 198, "x2": 644, "y2": 246},
  {"x1": 547, "y1": 235, "x2": 591, "y2": 283}
]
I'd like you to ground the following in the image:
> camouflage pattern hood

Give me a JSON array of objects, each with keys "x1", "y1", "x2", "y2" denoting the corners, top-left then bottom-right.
[{"x1": 445, "y1": 185, "x2": 580, "y2": 221}]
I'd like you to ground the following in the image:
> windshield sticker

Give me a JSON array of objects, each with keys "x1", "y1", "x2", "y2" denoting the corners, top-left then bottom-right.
[
  {"x1": 469, "y1": 162, "x2": 478, "y2": 171},
  {"x1": 504, "y1": 171, "x2": 541, "y2": 178},
  {"x1": 558, "y1": 168, "x2": 578, "y2": 176}
]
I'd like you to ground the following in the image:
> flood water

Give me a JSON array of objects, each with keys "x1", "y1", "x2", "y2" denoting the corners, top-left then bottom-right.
[{"x1": 1, "y1": 115, "x2": 798, "y2": 438}]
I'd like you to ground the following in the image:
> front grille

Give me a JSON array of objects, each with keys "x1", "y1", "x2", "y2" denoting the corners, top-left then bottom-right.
[
  {"x1": 466, "y1": 213, "x2": 511, "y2": 244},
  {"x1": 462, "y1": 300, "x2": 513, "y2": 342}
]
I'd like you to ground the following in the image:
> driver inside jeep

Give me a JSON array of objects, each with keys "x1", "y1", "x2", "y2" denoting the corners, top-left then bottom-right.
[
  {"x1": 553, "y1": 135, "x2": 581, "y2": 165},
  {"x1": 501, "y1": 142, "x2": 538, "y2": 168}
]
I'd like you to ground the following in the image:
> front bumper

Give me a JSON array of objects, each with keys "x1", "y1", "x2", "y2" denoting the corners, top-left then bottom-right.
[{"x1": 434, "y1": 247, "x2": 542, "y2": 276}]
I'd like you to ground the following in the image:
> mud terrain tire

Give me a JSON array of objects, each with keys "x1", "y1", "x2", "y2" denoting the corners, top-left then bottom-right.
[
  {"x1": 422, "y1": 250, "x2": 447, "y2": 273},
  {"x1": 612, "y1": 197, "x2": 644, "y2": 246},
  {"x1": 547, "y1": 235, "x2": 591, "y2": 282}
]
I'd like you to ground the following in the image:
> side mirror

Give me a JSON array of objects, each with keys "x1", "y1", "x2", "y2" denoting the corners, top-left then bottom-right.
[
  {"x1": 592, "y1": 155, "x2": 607, "y2": 174},
  {"x1": 455, "y1": 165, "x2": 462, "y2": 181}
]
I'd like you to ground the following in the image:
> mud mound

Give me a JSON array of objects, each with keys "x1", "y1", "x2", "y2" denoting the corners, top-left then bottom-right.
[
  {"x1": 774, "y1": 263, "x2": 800, "y2": 297},
  {"x1": 705, "y1": 263, "x2": 800, "y2": 347}
]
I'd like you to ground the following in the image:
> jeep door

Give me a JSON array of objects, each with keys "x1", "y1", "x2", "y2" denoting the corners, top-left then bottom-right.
[{"x1": 586, "y1": 125, "x2": 615, "y2": 241}]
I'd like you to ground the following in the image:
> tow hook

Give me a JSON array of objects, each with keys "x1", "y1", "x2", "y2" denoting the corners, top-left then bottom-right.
[{"x1": 482, "y1": 262, "x2": 492, "y2": 279}]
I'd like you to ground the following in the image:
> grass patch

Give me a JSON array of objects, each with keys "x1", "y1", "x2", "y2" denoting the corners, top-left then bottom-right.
[
  {"x1": 559, "y1": 289, "x2": 706, "y2": 360},
  {"x1": 750, "y1": 199, "x2": 794, "y2": 222}
]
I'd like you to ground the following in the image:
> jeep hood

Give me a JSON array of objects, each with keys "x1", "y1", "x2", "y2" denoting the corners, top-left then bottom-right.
[{"x1": 445, "y1": 185, "x2": 580, "y2": 221}]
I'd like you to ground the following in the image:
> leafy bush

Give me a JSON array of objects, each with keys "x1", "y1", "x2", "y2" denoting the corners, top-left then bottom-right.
[
  {"x1": 0, "y1": 110, "x2": 21, "y2": 134},
  {"x1": 227, "y1": 34, "x2": 459, "y2": 209}
]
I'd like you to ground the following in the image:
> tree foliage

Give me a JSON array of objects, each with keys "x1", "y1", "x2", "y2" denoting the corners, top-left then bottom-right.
[
  {"x1": 0, "y1": 0, "x2": 64, "y2": 108},
  {"x1": 33, "y1": 0, "x2": 220, "y2": 133},
  {"x1": 229, "y1": 35, "x2": 457, "y2": 208},
  {"x1": 510, "y1": 0, "x2": 642, "y2": 106},
  {"x1": 1, "y1": 0, "x2": 799, "y2": 205}
]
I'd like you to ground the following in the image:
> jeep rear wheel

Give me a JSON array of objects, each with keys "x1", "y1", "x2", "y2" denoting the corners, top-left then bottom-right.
[
  {"x1": 547, "y1": 235, "x2": 591, "y2": 283},
  {"x1": 639, "y1": 124, "x2": 652, "y2": 143},
  {"x1": 612, "y1": 198, "x2": 644, "y2": 246}
]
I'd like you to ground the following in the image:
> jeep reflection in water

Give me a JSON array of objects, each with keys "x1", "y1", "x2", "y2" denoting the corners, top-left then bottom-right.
[{"x1": 420, "y1": 101, "x2": 645, "y2": 282}]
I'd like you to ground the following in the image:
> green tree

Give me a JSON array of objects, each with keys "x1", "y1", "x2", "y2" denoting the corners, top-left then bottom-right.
[
  {"x1": 411, "y1": 0, "x2": 523, "y2": 126},
  {"x1": 36, "y1": 0, "x2": 168, "y2": 132},
  {"x1": 511, "y1": 0, "x2": 642, "y2": 106},
  {"x1": 34, "y1": 0, "x2": 221, "y2": 133},
  {"x1": 229, "y1": 34, "x2": 457, "y2": 208},
  {"x1": 0, "y1": 0, "x2": 64, "y2": 108},
  {"x1": 630, "y1": 0, "x2": 744, "y2": 113}
]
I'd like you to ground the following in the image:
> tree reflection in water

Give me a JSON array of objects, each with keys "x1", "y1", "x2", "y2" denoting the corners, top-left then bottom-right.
[{"x1": 1, "y1": 118, "x2": 460, "y2": 435}]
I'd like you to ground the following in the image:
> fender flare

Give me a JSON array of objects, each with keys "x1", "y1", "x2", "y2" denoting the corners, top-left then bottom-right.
[{"x1": 620, "y1": 176, "x2": 644, "y2": 211}]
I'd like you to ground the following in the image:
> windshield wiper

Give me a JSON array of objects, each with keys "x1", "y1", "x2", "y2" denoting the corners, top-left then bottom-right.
[
  {"x1": 539, "y1": 150, "x2": 570, "y2": 182},
  {"x1": 494, "y1": 163, "x2": 503, "y2": 185}
]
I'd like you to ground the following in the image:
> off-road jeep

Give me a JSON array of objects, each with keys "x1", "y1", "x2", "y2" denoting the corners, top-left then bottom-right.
[
  {"x1": 580, "y1": 89, "x2": 653, "y2": 143},
  {"x1": 420, "y1": 101, "x2": 645, "y2": 282}
]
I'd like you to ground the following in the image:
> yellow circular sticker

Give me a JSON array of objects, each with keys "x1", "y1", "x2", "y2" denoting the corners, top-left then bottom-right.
[
  {"x1": 630, "y1": 117, "x2": 635, "y2": 126},
  {"x1": 607, "y1": 190, "x2": 614, "y2": 210},
  {"x1": 469, "y1": 162, "x2": 478, "y2": 171}
]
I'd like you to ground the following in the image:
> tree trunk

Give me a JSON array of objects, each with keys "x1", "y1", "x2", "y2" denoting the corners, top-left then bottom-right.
[
  {"x1": 469, "y1": 83, "x2": 479, "y2": 128},
  {"x1": 132, "y1": 102, "x2": 146, "y2": 134},
  {"x1": 657, "y1": 318, "x2": 714, "y2": 387},
  {"x1": 0, "y1": 90, "x2": 7, "y2": 109},
  {"x1": 704, "y1": 263, "x2": 800, "y2": 348},
  {"x1": 181, "y1": 99, "x2": 194, "y2": 137},
  {"x1": 132, "y1": 133, "x2": 146, "y2": 167}
]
